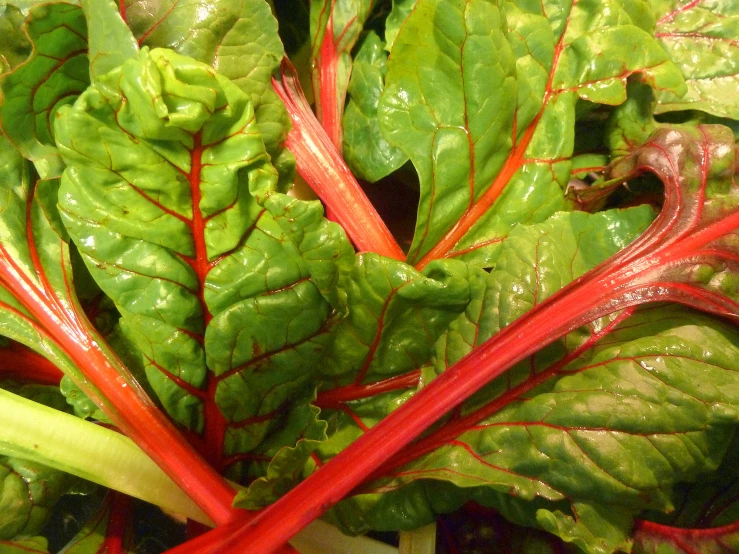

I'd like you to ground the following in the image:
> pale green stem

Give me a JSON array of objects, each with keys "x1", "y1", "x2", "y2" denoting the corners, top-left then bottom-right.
[
  {"x1": 0, "y1": 388, "x2": 402, "y2": 553},
  {"x1": 399, "y1": 523, "x2": 437, "y2": 554},
  {"x1": 0, "y1": 387, "x2": 212, "y2": 525},
  {"x1": 290, "y1": 520, "x2": 398, "y2": 554}
]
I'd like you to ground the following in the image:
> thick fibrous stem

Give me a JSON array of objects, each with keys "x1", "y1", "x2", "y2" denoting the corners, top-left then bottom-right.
[{"x1": 273, "y1": 59, "x2": 405, "y2": 260}]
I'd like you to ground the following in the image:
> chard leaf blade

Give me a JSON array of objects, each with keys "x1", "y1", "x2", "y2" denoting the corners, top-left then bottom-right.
[
  {"x1": 342, "y1": 31, "x2": 407, "y2": 183},
  {"x1": 379, "y1": 0, "x2": 684, "y2": 268},
  {"x1": 55, "y1": 49, "x2": 336, "y2": 478},
  {"x1": 123, "y1": 0, "x2": 294, "y2": 189},
  {"x1": 653, "y1": 0, "x2": 739, "y2": 118},
  {"x1": 80, "y1": 0, "x2": 137, "y2": 80},
  {"x1": 0, "y1": 2, "x2": 89, "y2": 179}
]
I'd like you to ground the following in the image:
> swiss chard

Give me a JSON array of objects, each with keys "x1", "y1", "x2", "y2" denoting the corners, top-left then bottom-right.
[{"x1": 2, "y1": 1, "x2": 739, "y2": 554}]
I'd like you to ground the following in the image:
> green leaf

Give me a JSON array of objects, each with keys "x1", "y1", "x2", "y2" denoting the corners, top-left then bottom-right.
[
  {"x1": 0, "y1": 537, "x2": 48, "y2": 554},
  {"x1": 379, "y1": 0, "x2": 684, "y2": 268},
  {"x1": 631, "y1": 434, "x2": 739, "y2": 553},
  {"x1": 0, "y1": 456, "x2": 80, "y2": 540},
  {"x1": 385, "y1": 0, "x2": 418, "y2": 51},
  {"x1": 0, "y1": 132, "x2": 90, "y2": 391},
  {"x1": 312, "y1": 255, "x2": 470, "y2": 468},
  {"x1": 80, "y1": 0, "x2": 137, "y2": 80},
  {"x1": 233, "y1": 395, "x2": 327, "y2": 509},
  {"x1": 653, "y1": 1, "x2": 739, "y2": 119},
  {"x1": 0, "y1": 2, "x2": 89, "y2": 178},
  {"x1": 342, "y1": 31, "x2": 408, "y2": 183},
  {"x1": 123, "y1": 0, "x2": 294, "y2": 189},
  {"x1": 345, "y1": 206, "x2": 739, "y2": 553},
  {"x1": 0, "y1": 5, "x2": 31, "y2": 73},
  {"x1": 55, "y1": 48, "x2": 336, "y2": 476},
  {"x1": 438, "y1": 207, "x2": 655, "y2": 369}
]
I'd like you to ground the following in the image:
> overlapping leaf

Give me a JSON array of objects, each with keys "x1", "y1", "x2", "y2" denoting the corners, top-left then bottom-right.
[
  {"x1": 0, "y1": 2, "x2": 88, "y2": 178},
  {"x1": 630, "y1": 434, "x2": 739, "y2": 553},
  {"x1": 310, "y1": 255, "x2": 469, "y2": 460},
  {"x1": 0, "y1": 456, "x2": 80, "y2": 540},
  {"x1": 55, "y1": 48, "x2": 336, "y2": 477},
  {"x1": 0, "y1": 132, "x2": 90, "y2": 395},
  {"x1": 379, "y1": 0, "x2": 684, "y2": 268},
  {"x1": 342, "y1": 31, "x2": 407, "y2": 183},
  {"x1": 0, "y1": 5, "x2": 31, "y2": 73},
  {"x1": 122, "y1": 0, "x2": 294, "y2": 189},
  {"x1": 652, "y1": 0, "x2": 739, "y2": 119},
  {"x1": 80, "y1": 0, "x2": 137, "y2": 80},
  {"x1": 0, "y1": 537, "x2": 48, "y2": 554}
]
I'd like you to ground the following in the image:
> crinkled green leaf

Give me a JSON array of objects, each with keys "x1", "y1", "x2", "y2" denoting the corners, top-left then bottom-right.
[
  {"x1": 233, "y1": 396, "x2": 327, "y2": 509},
  {"x1": 80, "y1": 0, "x2": 137, "y2": 80},
  {"x1": 437, "y1": 207, "x2": 655, "y2": 369},
  {"x1": 0, "y1": 5, "x2": 31, "y2": 73},
  {"x1": 0, "y1": 456, "x2": 80, "y2": 540},
  {"x1": 653, "y1": 0, "x2": 739, "y2": 119},
  {"x1": 312, "y1": 255, "x2": 470, "y2": 466},
  {"x1": 0, "y1": 537, "x2": 48, "y2": 554},
  {"x1": 123, "y1": 0, "x2": 294, "y2": 189},
  {"x1": 55, "y1": 48, "x2": 335, "y2": 476},
  {"x1": 379, "y1": 0, "x2": 684, "y2": 267},
  {"x1": 342, "y1": 31, "x2": 407, "y2": 183},
  {"x1": 0, "y1": 2, "x2": 88, "y2": 178},
  {"x1": 260, "y1": 192, "x2": 355, "y2": 309}
]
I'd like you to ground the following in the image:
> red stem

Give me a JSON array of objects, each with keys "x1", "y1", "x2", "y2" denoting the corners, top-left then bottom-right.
[
  {"x1": 190, "y1": 185, "x2": 739, "y2": 551},
  {"x1": 315, "y1": 11, "x2": 343, "y2": 153},
  {"x1": 634, "y1": 517, "x2": 739, "y2": 543},
  {"x1": 273, "y1": 60, "x2": 404, "y2": 260},
  {"x1": 186, "y1": 132, "x2": 228, "y2": 472},
  {"x1": 104, "y1": 492, "x2": 132, "y2": 554},
  {"x1": 0, "y1": 342, "x2": 63, "y2": 385},
  {"x1": 0, "y1": 197, "x2": 238, "y2": 526},
  {"x1": 314, "y1": 371, "x2": 422, "y2": 408}
]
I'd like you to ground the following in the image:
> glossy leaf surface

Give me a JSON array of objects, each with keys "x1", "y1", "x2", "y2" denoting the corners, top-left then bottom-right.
[
  {"x1": 123, "y1": 0, "x2": 294, "y2": 188},
  {"x1": 653, "y1": 0, "x2": 739, "y2": 119},
  {"x1": 55, "y1": 49, "x2": 335, "y2": 478},
  {"x1": 0, "y1": 456, "x2": 79, "y2": 540},
  {"x1": 0, "y1": 2, "x2": 89, "y2": 178},
  {"x1": 379, "y1": 0, "x2": 684, "y2": 268},
  {"x1": 312, "y1": 255, "x2": 469, "y2": 459},
  {"x1": 342, "y1": 32, "x2": 407, "y2": 183}
]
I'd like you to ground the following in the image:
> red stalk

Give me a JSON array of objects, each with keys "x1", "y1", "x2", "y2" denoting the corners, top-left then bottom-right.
[
  {"x1": 314, "y1": 11, "x2": 343, "y2": 153},
  {"x1": 0, "y1": 341, "x2": 63, "y2": 385},
  {"x1": 104, "y1": 492, "x2": 133, "y2": 554},
  {"x1": 633, "y1": 518, "x2": 739, "y2": 552},
  {"x1": 273, "y1": 60, "x2": 405, "y2": 260},
  {"x1": 185, "y1": 132, "x2": 228, "y2": 473},
  {"x1": 182, "y1": 126, "x2": 739, "y2": 552},
  {"x1": 0, "y1": 188, "x2": 238, "y2": 525}
]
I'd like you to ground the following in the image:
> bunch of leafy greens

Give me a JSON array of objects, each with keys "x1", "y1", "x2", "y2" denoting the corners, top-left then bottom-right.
[{"x1": 0, "y1": 0, "x2": 739, "y2": 553}]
